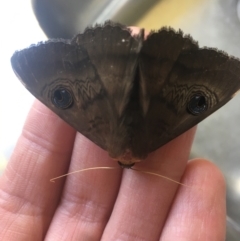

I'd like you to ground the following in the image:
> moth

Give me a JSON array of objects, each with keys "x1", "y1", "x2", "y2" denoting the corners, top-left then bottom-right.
[{"x1": 11, "y1": 21, "x2": 240, "y2": 168}]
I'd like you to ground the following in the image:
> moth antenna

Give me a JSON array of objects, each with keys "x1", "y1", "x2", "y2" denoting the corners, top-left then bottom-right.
[
  {"x1": 131, "y1": 168, "x2": 191, "y2": 188},
  {"x1": 50, "y1": 166, "x2": 119, "y2": 182}
]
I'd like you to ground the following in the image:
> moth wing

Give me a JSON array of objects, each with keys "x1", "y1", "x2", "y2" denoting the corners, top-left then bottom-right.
[
  {"x1": 139, "y1": 29, "x2": 240, "y2": 152},
  {"x1": 72, "y1": 22, "x2": 143, "y2": 116},
  {"x1": 11, "y1": 32, "x2": 140, "y2": 156}
]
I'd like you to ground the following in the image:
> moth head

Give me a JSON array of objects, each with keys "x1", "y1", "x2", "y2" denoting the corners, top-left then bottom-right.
[{"x1": 118, "y1": 161, "x2": 135, "y2": 168}]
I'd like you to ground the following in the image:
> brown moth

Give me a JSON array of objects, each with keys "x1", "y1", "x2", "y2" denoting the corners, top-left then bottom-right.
[{"x1": 11, "y1": 21, "x2": 240, "y2": 167}]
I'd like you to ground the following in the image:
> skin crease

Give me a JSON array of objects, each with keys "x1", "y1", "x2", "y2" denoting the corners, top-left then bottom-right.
[{"x1": 0, "y1": 28, "x2": 226, "y2": 241}]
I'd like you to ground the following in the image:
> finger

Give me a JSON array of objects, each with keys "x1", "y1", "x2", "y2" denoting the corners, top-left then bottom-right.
[
  {"x1": 0, "y1": 100, "x2": 76, "y2": 240},
  {"x1": 45, "y1": 25, "x2": 146, "y2": 240},
  {"x1": 160, "y1": 159, "x2": 226, "y2": 241},
  {"x1": 45, "y1": 133, "x2": 123, "y2": 240},
  {"x1": 101, "y1": 127, "x2": 197, "y2": 240}
]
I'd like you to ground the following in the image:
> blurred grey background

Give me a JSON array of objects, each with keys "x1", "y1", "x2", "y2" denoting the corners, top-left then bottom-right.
[{"x1": 1, "y1": 0, "x2": 240, "y2": 240}]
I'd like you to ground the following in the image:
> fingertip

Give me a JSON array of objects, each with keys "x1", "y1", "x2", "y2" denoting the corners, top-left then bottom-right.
[
  {"x1": 129, "y1": 26, "x2": 150, "y2": 38},
  {"x1": 161, "y1": 158, "x2": 226, "y2": 241},
  {"x1": 184, "y1": 158, "x2": 226, "y2": 190}
]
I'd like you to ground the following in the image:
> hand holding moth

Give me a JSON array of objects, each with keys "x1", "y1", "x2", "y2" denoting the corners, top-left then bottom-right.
[
  {"x1": 1, "y1": 25, "x2": 226, "y2": 240},
  {"x1": 0, "y1": 100, "x2": 225, "y2": 240}
]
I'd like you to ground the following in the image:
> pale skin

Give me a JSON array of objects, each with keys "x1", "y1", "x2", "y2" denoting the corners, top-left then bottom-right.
[{"x1": 0, "y1": 28, "x2": 226, "y2": 241}]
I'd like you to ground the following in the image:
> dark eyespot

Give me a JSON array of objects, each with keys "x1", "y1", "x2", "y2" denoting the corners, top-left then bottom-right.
[
  {"x1": 52, "y1": 88, "x2": 73, "y2": 109},
  {"x1": 187, "y1": 95, "x2": 207, "y2": 115}
]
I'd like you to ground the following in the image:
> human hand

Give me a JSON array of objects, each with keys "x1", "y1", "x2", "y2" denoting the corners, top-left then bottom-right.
[
  {"x1": 1, "y1": 25, "x2": 226, "y2": 240},
  {"x1": 0, "y1": 100, "x2": 225, "y2": 240}
]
